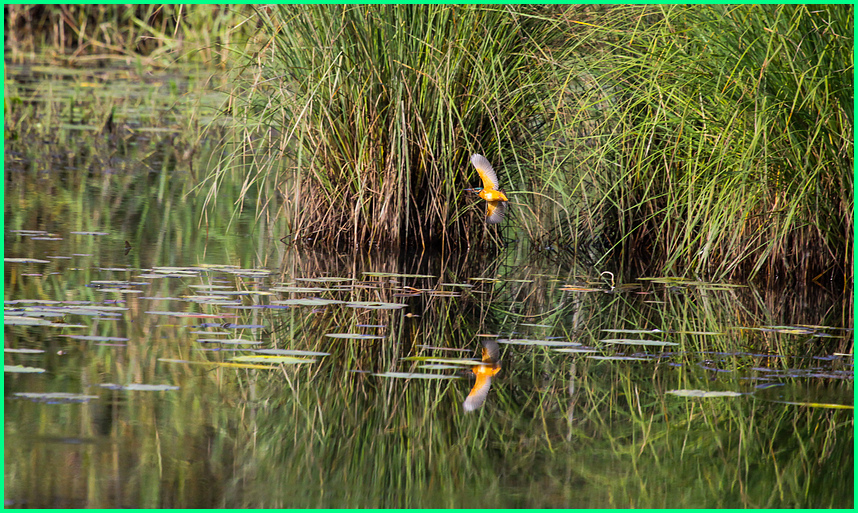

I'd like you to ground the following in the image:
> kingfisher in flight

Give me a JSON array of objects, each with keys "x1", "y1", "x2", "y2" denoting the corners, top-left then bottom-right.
[
  {"x1": 463, "y1": 339, "x2": 502, "y2": 412},
  {"x1": 465, "y1": 154, "x2": 509, "y2": 225}
]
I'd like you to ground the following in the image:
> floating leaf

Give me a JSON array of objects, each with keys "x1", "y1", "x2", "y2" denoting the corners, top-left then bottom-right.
[
  {"x1": 158, "y1": 357, "x2": 278, "y2": 370},
  {"x1": 5, "y1": 258, "x2": 51, "y2": 264},
  {"x1": 602, "y1": 328, "x2": 663, "y2": 334},
  {"x1": 70, "y1": 231, "x2": 109, "y2": 235},
  {"x1": 553, "y1": 347, "x2": 599, "y2": 354},
  {"x1": 14, "y1": 392, "x2": 99, "y2": 403},
  {"x1": 272, "y1": 298, "x2": 345, "y2": 306},
  {"x1": 4, "y1": 348, "x2": 45, "y2": 354},
  {"x1": 498, "y1": 339, "x2": 581, "y2": 347},
  {"x1": 373, "y1": 372, "x2": 459, "y2": 379},
  {"x1": 5, "y1": 365, "x2": 46, "y2": 373},
  {"x1": 253, "y1": 349, "x2": 331, "y2": 357},
  {"x1": 231, "y1": 355, "x2": 316, "y2": 364},
  {"x1": 99, "y1": 383, "x2": 180, "y2": 391},
  {"x1": 587, "y1": 355, "x2": 652, "y2": 361},
  {"x1": 4, "y1": 316, "x2": 53, "y2": 326},
  {"x1": 325, "y1": 333, "x2": 385, "y2": 340},
  {"x1": 197, "y1": 339, "x2": 264, "y2": 345},
  {"x1": 62, "y1": 335, "x2": 129, "y2": 342},
  {"x1": 601, "y1": 338, "x2": 678, "y2": 346},
  {"x1": 763, "y1": 399, "x2": 853, "y2": 410},
  {"x1": 667, "y1": 389, "x2": 744, "y2": 398},
  {"x1": 344, "y1": 301, "x2": 408, "y2": 310},
  {"x1": 418, "y1": 364, "x2": 464, "y2": 370}
]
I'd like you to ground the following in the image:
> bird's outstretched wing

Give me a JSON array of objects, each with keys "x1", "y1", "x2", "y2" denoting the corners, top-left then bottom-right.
[
  {"x1": 485, "y1": 200, "x2": 508, "y2": 225},
  {"x1": 482, "y1": 339, "x2": 500, "y2": 363},
  {"x1": 471, "y1": 154, "x2": 501, "y2": 191},
  {"x1": 464, "y1": 373, "x2": 493, "y2": 412}
]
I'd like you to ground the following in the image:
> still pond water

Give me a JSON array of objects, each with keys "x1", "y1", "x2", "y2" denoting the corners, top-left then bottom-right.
[{"x1": 4, "y1": 62, "x2": 853, "y2": 508}]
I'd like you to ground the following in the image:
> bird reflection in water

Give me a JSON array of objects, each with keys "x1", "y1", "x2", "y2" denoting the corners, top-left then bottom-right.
[{"x1": 463, "y1": 339, "x2": 501, "y2": 412}]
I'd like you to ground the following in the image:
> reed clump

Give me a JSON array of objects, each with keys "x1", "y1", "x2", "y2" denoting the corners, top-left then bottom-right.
[
  {"x1": 555, "y1": 5, "x2": 853, "y2": 282},
  {"x1": 206, "y1": 5, "x2": 571, "y2": 249},
  {"x1": 209, "y1": 5, "x2": 851, "y2": 284},
  {"x1": 4, "y1": 5, "x2": 253, "y2": 65}
]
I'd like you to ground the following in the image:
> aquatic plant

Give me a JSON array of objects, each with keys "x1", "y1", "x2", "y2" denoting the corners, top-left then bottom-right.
[
  {"x1": 204, "y1": 4, "x2": 569, "y2": 248},
  {"x1": 555, "y1": 4, "x2": 853, "y2": 281},
  {"x1": 205, "y1": 4, "x2": 851, "y2": 284},
  {"x1": 4, "y1": 5, "x2": 254, "y2": 65}
]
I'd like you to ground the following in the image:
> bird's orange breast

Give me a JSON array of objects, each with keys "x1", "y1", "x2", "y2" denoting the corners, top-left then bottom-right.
[{"x1": 479, "y1": 189, "x2": 508, "y2": 202}]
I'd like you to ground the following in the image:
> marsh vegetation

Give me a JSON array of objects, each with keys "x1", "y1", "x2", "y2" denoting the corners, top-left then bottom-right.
[{"x1": 4, "y1": 4, "x2": 853, "y2": 509}]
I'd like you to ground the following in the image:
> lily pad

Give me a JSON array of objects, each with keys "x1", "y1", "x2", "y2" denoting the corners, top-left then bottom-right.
[
  {"x1": 5, "y1": 365, "x2": 46, "y2": 373},
  {"x1": 4, "y1": 316, "x2": 53, "y2": 326},
  {"x1": 325, "y1": 333, "x2": 385, "y2": 340},
  {"x1": 253, "y1": 349, "x2": 331, "y2": 357},
  {"x1": 196, "y1": 339, "x2": 264, "y2": 345},
  {"x1": 99, "y1": 383, "x2": 180, "y2": 391},
  {"x1": 344, "y1": 301, "x2": 408, "y2": 310},
  {"x1": 587, "y1": 355, "x2": 652, "y2": 361},
  {"x1": 231, "y1": 355, "x2": 316, "y2": 364},
  {"x1": 62, "y1": 335, "x2": 129, "y2": 342},
  {"x1": 14, "y1": 392, "x2": 99, "y2": 403},
  {"x1": 272, "y1": 298, "x2": 345, "y2": 306},
  {"x1": 372, "y1": 372, "x2": 459, "y2": 379},
  {"x1": 418, "y1": 364, "x2": 465, "y2": 370},
  {"x1": 602, "y1": 328, "x2": 663, "y2": 334},
  {"x1": 600, "y1": 338, "x2": 678, "y2": 346},
  {"x1": 667, "y1": 389, "x2": 744, "y2": 398},
  {"x1": 498, "y1": 338, "x2": 581, "y2": 347}
]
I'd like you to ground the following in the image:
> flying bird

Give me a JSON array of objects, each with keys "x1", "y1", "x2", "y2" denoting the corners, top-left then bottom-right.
[
  {"x1": 465, "y1": 154, "x2": 509, "y2": 225},
  {"x1": 463, "y1": 339, "x2": 502, "y2": 412}
]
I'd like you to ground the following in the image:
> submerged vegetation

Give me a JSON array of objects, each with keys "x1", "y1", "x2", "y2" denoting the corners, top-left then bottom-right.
[{"x1": 202, "y1": 4, "x2": 852, "y2": 284}]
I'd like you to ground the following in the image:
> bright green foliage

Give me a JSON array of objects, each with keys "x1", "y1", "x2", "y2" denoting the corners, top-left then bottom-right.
[
  {"x1": 210, "y1": 5, "x2": 851, "y2": 282},
  {"x1": 564, "y1": 5, "x2": 853, "y2": 280},
  {"x1": 213, "y1": 5, "x2": 567, "y2": 248}
]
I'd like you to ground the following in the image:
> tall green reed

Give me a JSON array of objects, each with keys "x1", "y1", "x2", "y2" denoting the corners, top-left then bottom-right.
[
  {"x1": 557, "y1": 4, "x2": 852, "y2": 281},
  {"x1": 204, "y1": 5, "x2": 572, "y2": 248}
]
